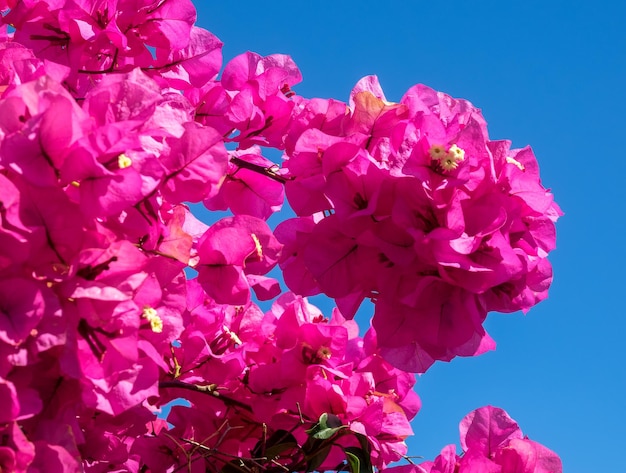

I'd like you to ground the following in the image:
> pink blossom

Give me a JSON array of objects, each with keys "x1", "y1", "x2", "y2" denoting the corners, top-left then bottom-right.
[
  {"x1": 221, "y1": 51, "x2": 302, "y2": 149},
  {"x1": 0, "y1": 422, "x2": 35, "y2": 473},
  {"x1": 204, "y1": 146, "x2": 284, "y2": 220},
  {"x1": 196, "y1": 215, "x2": 282, "y2": 304},
  {"x1": 150, "y1": 26, "x2": 223, "y2": 90},
  {"x1": 160, "y1": 121, "x2": 228, "y2": 203},
  {"x1": 0, "y1": 377, "x2": 19, "y2": 423},
  {"x1": 0, "y1": 278, "x2": 55, "y2": 347}
]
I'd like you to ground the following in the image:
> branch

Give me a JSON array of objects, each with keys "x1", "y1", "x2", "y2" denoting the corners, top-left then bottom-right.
[
  {"x1": 230, "y1": 156, "x2": 290, "y2": 184},
  {"x1": 159, "y1": 380, "x2": 253, "y2": 412}
]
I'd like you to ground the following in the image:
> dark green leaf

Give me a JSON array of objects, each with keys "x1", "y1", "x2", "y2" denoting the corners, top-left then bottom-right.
[
  {"x1": 306, "y1": 413, "x2": 346, "y2": 440},
  {"x1": 251, "y1": 429, "x2": 298, "y2": 458},
  {"x1": 354, "y1": 432, "x2": 372, "y2": 456},
  {"x1": 312, "y1": 424, "x2": 346, "y2": 440},
  {"x1": 264, "y1": 441, "x2": 299, "y2": 461},
  {"x1": 345, "y1": 450, "x2": 361, "y2": 473},
  {"x1": 344, "y1": 446, "x2": 373, "y2": 473},
  {"x1": 306, "y1": 444, "x2": 332, "y2": 472}
]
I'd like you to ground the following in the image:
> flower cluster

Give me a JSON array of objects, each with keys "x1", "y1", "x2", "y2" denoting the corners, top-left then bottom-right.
[
  {"x1": 394, "y1": 406, "x2": 562, "y2": 473},
  {"x1": 150, "y1": 291, "x2": 420, "y2": 471},
  {"x1": 0, "y1": 0, "x2": 562, "y2": 471},
  {"x1": 278, "y1": 77, "x2": 562, "y2": 372}
]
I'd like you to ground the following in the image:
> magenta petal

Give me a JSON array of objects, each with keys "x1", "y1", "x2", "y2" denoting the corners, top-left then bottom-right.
[
  {"x1": 197, "y1": 264, "x2": 250, "y2": 306},
  {"x1": 459, "y1": 406, "x2": 524, "y2": 457},
  {"x1": 30, "y1": 441, "x2": 81, "y2": 473},
  {"x1": 427, "y1": 444, "x2": 461, "y2": 473},
  {"x1": 247, "y1": 274, "x2": 281, "y2": 301},
  {"x1": 153, "y1": 27, "x2": 223, "y2": 89},
  {"x1": 495, "y1": 438, "x2": 562, "y2": 473},
  {"x1": 0, "y1": 378, "x2": 19, "y2": 423},
  {"x1": 0, "y1": 422, "x2": 35, "y2": 472},
  {"x1": 161, "y1": 122, "x2": 228, "y2": 203},
  {"x1": 379, "y1": 343, "x2": 436, "y2": 374},
  {"x1": 457, "y1": 450, "x2": 502, "y2": 473},
  {"x1": 83, "y1": 69, "x2": 161, "y2": 126},
  {"x1": 0, "y1": 278, "x2": 49, "y2": 346}
]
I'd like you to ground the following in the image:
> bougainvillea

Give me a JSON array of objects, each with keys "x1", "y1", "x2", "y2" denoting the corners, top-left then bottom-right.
[
  {"x1": 0, "y1": 1, "x2": 561, "y2": 471},
  {"x1": 387, "y1": 406, "x2": 563, "y2": 473}
]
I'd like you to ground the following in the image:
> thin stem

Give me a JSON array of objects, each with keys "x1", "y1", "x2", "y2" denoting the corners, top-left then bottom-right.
[
  {"x1": 159, "y1": 380, "x2": 253, "y2": 412},
  {"x1": 230, "y1": 156, "x2": 290, "y2": 184}
]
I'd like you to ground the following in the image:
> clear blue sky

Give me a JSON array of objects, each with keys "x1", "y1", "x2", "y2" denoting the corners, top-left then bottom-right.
[{"x1": 193, "y1": 2, "x2": 626, "y2": 471}]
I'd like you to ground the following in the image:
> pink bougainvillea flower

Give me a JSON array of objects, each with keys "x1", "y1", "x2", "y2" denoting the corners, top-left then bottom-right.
[
  {"x1": 220, "y1": 51, "x2": 302, "y2": 148},
  {"x1": 460, "y1": 405, "x2": 524, "y2": 456},
  {"x1": 0, "y1": 377, "x2": 19, "y2": 423},
  {"x1": 1, "y1": 77, "x2": 89, "y2": 187},
  {"x1": 221, "y1": 51, "x2": 301, "y2": 98},
  {"x1": 344, "y1": 79, "x2": 409, "y2": 141},
  {"x1": 283, "y1": 96, "x2": 348, "y2": 155},
  {"x1": 29, "y1": 441, "x2": 81, "y2": 473},
  {"x1": 299, "y1": 214, "x2": 381, "y2": 299},
  {"x1": 414, "y1": 406, "x2": 562, "y2": 473},
  {"x1": 245, "y1": 274, "x2": 282, "y2": 301},
  {"x1": 274, "y1": 216, "x2": 321, "y2": 297},
  {"x1": 185, "y1": 79, "x2": 233, "y2": 135},
  {"x1": 132, "y1": 257, "x2": 188, "y2": 352},
  {"x1": 81, "y1": 69, "x2": 163, "y2": 128},
  {"x1": 160, "y1": 121, "x2": 228, "y2": 203},
  {"x1": 204, "y1": 146, "x2": 284, "y2": 220},
  {"x1": 151, "y1": 26, "x2": 223, "y2": 90},
  {"x1": 0, "y1": 421, "x2": 35, "y2": 473},
  {"x1": 458, "y1": 406, "x2": 561, "y2": 473},
  {"x1": 196, "y1": 215, "x2": 282, "y2": 304},
  {"x1": 275, "y1": 75, "x2": 560, "y2": 373},
  {"x1": 155, "y1": 204, "x2": 194, "y2": 264},
  {"x1": 0, "y1": 278, "x2": 57, "y2": 347},
  {"x1": 132, "y1": 0, "x2": 197, "y2": 51},
  {"x1": 494, "y1": 437, "x2": 563, "y2": 473},
  {"x1": 0, "y1": 174, "x2": 32, "y2": 270},
  {"x1": 62, "y1": 129, "x2": 165, "y2": 218},
  {"x1": 0, "y1": 42, "x2": 48, "y2": 90}
]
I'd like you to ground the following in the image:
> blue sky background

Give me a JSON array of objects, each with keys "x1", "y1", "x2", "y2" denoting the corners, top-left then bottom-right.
[{"x1": 193, "y1": 2, "x2": 626, "y2": 471}]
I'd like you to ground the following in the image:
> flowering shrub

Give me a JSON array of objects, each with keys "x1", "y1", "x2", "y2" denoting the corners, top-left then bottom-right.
[{"x1": 0, "y1": 1, "x2": 561, "y2": 471}]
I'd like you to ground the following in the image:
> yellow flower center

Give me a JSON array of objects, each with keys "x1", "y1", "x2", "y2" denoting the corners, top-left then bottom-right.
[
  {"x1": 428, "y1": 144, "x2": 446, "y2": 160},
  {"x1": 142, "y1": 306, "x2": 163, "y2": 333},
  {"x1": 250, "y1": 233, "x2": 263, "y2": 260},
  {"x1": 506, "y1": 156, "x2": 526, "y2": 171},
  {"x1": 448, "y1": 144, "x2": 465, "y2": 161},
  {"x1": 149, "y1": 317, "x2": 163, "y2": 333},
  {"x1": 223, "y1": 325, "x2": 242, "y2": 346},
  {"x1": 317, "y1": 346, "x2": 332, "y2": 360},
  {"x1": 118, "y1": 153, "x2": 132, "y2": 169},
  {"x1": 429, "y1": 144, "x2": 465, "y2": 172}
]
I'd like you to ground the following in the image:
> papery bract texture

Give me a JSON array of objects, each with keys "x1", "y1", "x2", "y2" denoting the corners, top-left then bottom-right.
[{"x1": 278, "y1": 75, "x2": 561, "y2": 372}]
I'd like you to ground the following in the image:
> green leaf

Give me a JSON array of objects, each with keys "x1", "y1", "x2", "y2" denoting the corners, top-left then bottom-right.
[
  {"x1": 312, "y1": 425, "x2": 346, "y2": 440},
  {"x1": 251, "y1": 429, "x2": 298, "y2": 458},
  {"x1": 344, "y1": 446, "x2": 373, "y2": 473},
  {"x1": 306, "y1": 413, "x2": 346, "y2": 440},
  {"x1": 305, "y1": 444, "x2": 332, "y2": 472},
  {"x1": 345, "y1": 450, "x2": 361, "y2": 473},
  {"x1": 264, "y1": 441, "x2": 299, "y2": 461},
  {"x1": 354, "y1": 432, "x2": 372, "y2": 456}
]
